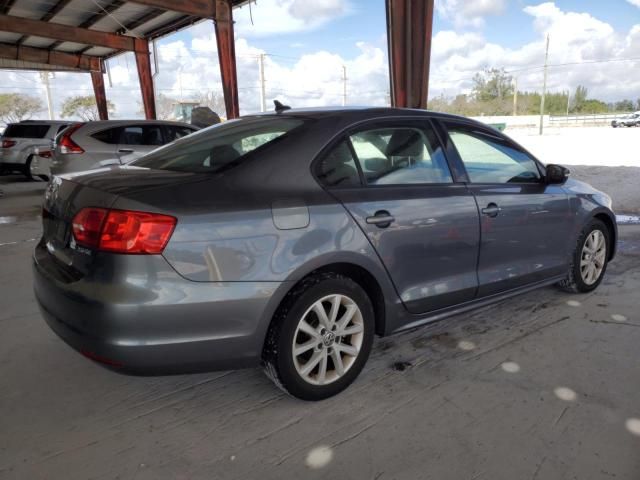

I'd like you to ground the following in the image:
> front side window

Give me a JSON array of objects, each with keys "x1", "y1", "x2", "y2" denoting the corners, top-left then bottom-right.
[
  {"x1": 349, "y1": 126, "x2": 452, "y2": 185},
  {"x1": 448, "y1": 127, "x2": 541, "y2": 183},
  {"x1": 133, "y1": 117, "x2": 304, "y2": 173}
]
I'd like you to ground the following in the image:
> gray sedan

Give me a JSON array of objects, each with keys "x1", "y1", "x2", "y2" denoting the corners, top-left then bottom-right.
[{"x1": 33, "y1": 107, "x2": 616, "y2": 400}]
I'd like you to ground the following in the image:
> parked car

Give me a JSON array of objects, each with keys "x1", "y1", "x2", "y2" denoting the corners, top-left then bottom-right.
[
  {"x1": 44, "y1": 120, "x2": 198, "y2": 177},
  {"x1": 611, "y1": 113, "x2": 640, "y2": 127},
  {"x1": 34, "y1": 107, "x2": 616, "y2": 400},
  {"x1": 0, "y1": 120, "x2": 72, "y2": 180}
]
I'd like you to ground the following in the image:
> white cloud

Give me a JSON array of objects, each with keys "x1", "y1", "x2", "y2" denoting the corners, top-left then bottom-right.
[
  {"x1": 232, "y1": 0, "x2": 351, "y2": 37},
  {"x1": 627, "y1": 0, "x2": 640, "y2": 7},
  {"x1": 437, "y1": 0, "x2": 507, "y2": 28}
]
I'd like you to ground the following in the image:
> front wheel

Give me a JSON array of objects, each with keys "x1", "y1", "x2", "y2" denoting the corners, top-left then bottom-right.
[
  {"x1": 557, "y1": 219, "x2": 610, "y2": 293},
  {"x1": 262, "y1": 273, "x2": 374, "y2": 401}
]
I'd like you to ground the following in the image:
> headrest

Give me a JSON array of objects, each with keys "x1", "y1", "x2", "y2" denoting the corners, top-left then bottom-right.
[
  {"x1": 364, "y1": 157, "x2": 390, "y2": 173},
  {"x1": 210, "y1": 145, "x2": 241, "y2": 164},
  {"x1": 386, "y1": 130, "x2": 424, "y2": 157}
]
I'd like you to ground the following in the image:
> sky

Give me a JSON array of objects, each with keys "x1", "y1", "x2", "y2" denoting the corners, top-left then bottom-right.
[{"x1": 1, "y1": 0, "x2": 640, "y2": 119}]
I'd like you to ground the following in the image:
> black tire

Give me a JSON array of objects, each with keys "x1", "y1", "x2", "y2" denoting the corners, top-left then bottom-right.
[
  {"x1": 262, "y1": 273, "x2": 374, "y2": 401},
  {"x1": 557, "y1": 218, "x2": 610, "y2": 293},
  {"x1": 24, "y1": 155, "x2": 35, "y2": 181}
]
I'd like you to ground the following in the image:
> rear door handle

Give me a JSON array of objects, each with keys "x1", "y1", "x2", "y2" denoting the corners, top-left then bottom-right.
[
  {"x1": 481, "y1": 203, "x2": 502, "y2": 217},
  {"x1": 118, "y1": 148, "x2": 134, "y2": 154},
  {"x1": 366, "y1": 210, "x2": 395, "y2": 228}
]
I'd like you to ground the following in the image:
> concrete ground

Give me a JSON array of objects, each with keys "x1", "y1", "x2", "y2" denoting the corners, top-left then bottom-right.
[{"x1": 1, "y1": 166, "x2": 640, "y2": 479}]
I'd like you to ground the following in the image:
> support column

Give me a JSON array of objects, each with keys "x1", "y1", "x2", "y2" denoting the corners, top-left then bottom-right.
[
  {"x1": 214, "y1": 0, "x2": 239, "y2": 119},
  {"x1": 90, "y1": 70, "x2": 108, "y2": 120},
  {"x1": 135, "y1": 38, "x2": 156, "y2": 119},
  {"x1": 385, "y1": 0, "x2": 434, "y2": 109}
]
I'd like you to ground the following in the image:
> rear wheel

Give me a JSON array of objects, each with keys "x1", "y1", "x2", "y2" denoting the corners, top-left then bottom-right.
[
  {"x1": 262, "y1": 273, "x2": 374, "y2": 400},
  {"x1": 558, "y1": 219, "x2": 610, "y2": 293},
  {"x1": 24, "y1": 155, "x2": 35, "y2": 181}
]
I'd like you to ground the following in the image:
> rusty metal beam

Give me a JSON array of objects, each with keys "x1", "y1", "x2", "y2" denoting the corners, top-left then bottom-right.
[
  {"x1": 91, "y1": 71, "x2": 109, "y2": 120},
  {"x1": 214, "y1": 0, "x2": 239, "y2": 119},
  {"x1": 385, "y1": 0, "x2": 434, "y2": 109},
  {"x1": 129, "y1": 0, "x2": 215, "y2": 18},
  {"x1": 0, "y1": 14, "x2": 146, "y2": 52},
  {"x1": 135, "y1": 39, "x2": 156, "y2": 119},
  {"x1": 0, "y1": 42, "x2": 102, "y2": 71}
]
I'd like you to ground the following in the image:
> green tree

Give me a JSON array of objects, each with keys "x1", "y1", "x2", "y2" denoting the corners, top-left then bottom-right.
[
  {"x1": 614, "y1": 99, "x2": 634, "y2": 112},
  {"x1": 472, "y1": 68, "x2": 514, "y2": 102},
  {"x1": 0, "y1": 93, "x2": 43, "y2": 124},
  {"x1": 61, "y1": 95, "x2": 114, "y2": 121},
  {"x1": 573, "y1": 85, "x2": 588, "y2": 112}
]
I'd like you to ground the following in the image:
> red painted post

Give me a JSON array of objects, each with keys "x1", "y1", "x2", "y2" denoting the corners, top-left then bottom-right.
[
  {"x1": 214, "y1": 0, "x2": 240, "y2": 119},
  {"x1": 135, "y1": 38, "x2": 157, "y2": 119},
  {"x1": 90, "y1": 70, "x2": 109, "y2": 120},
  {"x1": 385, "y1": 0, "x2": 434, "y2": 109}
]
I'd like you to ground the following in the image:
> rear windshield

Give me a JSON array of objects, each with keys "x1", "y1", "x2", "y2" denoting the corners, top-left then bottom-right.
[
  {"x1": 132, "y1": 117, "x2": 304, "y2": 173},
  {"x1": 4, "y1": 124, "x2": 50, "y2": 139}
]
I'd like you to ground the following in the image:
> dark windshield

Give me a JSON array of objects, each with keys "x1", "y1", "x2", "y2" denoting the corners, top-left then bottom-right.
[
  {"x1": 132, "y1": 117, "x2": 305, "y2": 173},
  {"x1": 4, "y1": 124, "x2": 50, "y2": 138}
]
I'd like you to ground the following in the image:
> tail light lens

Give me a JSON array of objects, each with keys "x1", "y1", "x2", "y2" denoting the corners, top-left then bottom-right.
[
  {"x1": 72, "y1": 207, "x2": 176, "y2": 254},
  {"x1": 37, "y1": 150, "x2": 53, "y2": 158},
  {"x1": 59, "y1": 123, "x2": 85, "y2": 154},
  {"x1": 2, "y1": 139, "x2": 16, "y2": 148}
]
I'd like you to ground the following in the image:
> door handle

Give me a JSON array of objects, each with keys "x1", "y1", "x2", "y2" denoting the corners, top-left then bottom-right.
[
  {"x1": 481, "y1": 203, "x2": 502, "y2": 218},
  {"x1": 118, "y1": 148, "x2": 134, "y2": 154},
  {"x1": 366, "y1": 210, "x2": 395, "y2": 228}
]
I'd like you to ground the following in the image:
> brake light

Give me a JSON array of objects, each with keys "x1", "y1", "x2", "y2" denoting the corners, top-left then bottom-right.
[
  {"x1": 37, "y1": 150, "x2": 53, "y2": 158},
  {"x1": 72, "y1": 208, "x2": 176, "y2": 254},
  {"x1": 2, "y1": 139, "x2": 16, "y2": 148},
  {"x1": 59, "y1": 123, "x2": 84, "y2": 154}
]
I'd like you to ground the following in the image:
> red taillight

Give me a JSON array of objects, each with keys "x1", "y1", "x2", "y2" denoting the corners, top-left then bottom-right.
[
  {"x1": 59, "y1": 123, "x2": 84, "y2": 154},
  {"x1": 37, "y1": 150, "x2": 53, "y2": 158},
  {"x1": 72, "y1": 207, "x2": 108, "y2": 248},
  {"x1": 72, "y1": 207, "x2": 176, "y2": 254},
  {"x1": 2, "y1": 139, "x2": 16, "y2": 148}
]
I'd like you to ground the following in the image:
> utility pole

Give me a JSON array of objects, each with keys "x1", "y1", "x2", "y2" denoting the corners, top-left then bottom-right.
[
  {"x1": 40, "y1": 72, "x2": 54, "y2": 120},
  {"x1": 512, "y1": 76, "x2": 518, "y2": 116},
  {"x1": 258, "y1": 53, "x2": 266, "y2": 112},
  {"x1": 342, "y1": 65, "x2": 347, "y2": 107},
  {"x1": 539, "y1": 34, "x2": 550, "y2": 135},
  {"x1": 566, "y1": 90, "x2": 570, "y2": 116}
]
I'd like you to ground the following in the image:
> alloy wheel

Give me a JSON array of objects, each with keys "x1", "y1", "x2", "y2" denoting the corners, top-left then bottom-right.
[{"x1": 580, "y1": 230, "x2": 606, "y2": 285}]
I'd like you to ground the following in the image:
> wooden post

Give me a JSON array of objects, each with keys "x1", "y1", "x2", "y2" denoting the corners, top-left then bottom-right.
[
  {"x1": 385, "y1": 0, "x2": 434, "y2": 109},
  {"x1": 214, "y1": 0, "x2": 239, "y2": 119},
  {"x1": 90, "y1": 70, "x2": 108, "y2": 120},
  {"x1": 135, "y1": 38, "x2": 156, "y2": 119}
]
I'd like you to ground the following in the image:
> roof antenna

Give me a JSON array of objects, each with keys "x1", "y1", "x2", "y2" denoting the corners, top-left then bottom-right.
[{"x1": 274, "y1": 99, "x2": 291, "y2": 113}]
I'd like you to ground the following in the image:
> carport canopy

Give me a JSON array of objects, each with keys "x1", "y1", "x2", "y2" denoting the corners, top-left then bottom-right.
[{"x1": 0, "y1": 0, "x2": 434, "y2": 121}]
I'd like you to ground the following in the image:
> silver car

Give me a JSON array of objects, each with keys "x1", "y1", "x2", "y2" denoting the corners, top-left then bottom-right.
[
  {"x1": 46, "y1": 120, "x2": 198, "y2": 177},
  {"x1": 0, "y1": 120, "x2": 72, "y2": 180}
]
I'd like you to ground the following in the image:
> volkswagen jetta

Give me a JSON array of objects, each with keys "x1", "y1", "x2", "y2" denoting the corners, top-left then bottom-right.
[{"x1": 33, "y1": 107, "x2": 616, "y2": 400}]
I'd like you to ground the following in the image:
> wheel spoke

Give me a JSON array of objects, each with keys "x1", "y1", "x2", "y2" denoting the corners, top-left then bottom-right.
[
  {"x1": 580, "y1": 257, "x2": 590, "y2": 267},
  {"x1": 313, "y1": 302, "x2": 331, "y2": 329},
  {"x1": 339, "y1": 323, "x2": 363, "y2": 336},
  {"x1": 300, "y1": 350, "x2": 323, "y2": 377},
  {"x1": 331, "y1": 349, "x2": 345, "y2": 377},
  {"x1": 317, "y1": 351, "x2": 328, "y2": 385},
  {"x1": 336, "y1": 304, "x2": 357, "y2": 331},
  {"x1": 298, "y1": 318, "x2": 320, "y2": 339},
  {"x1": 293, "y1": 339, "x2": 317, "y2": 356},
  {"x1": 337, "y1": 343, "x2": 358, "y2": 357},
  {"x1": 328, "y1": 295, "x2": 341, "y2": 327}
]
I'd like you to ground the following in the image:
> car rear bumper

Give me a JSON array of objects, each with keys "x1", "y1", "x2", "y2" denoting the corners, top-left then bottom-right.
[{"x1": 33, "y1": 243, "x2": 286, "y2": 374}]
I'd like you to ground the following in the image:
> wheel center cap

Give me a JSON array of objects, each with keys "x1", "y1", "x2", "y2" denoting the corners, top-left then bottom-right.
[{"x1": 323, "y1": 331, "x2": 336, "y2": 347}]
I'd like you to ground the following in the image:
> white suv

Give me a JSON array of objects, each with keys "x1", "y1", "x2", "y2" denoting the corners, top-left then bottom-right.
[{"x1": 0, "y1": 120, "x2": 72, "y2": 180}]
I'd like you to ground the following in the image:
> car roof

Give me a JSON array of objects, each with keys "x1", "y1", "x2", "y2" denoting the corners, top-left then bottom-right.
[
  {"x1": 246, "y1": 106, "x2": 472, "y2": 123},
  {"x1": 9, "y1": 120, "x2": 71, "y2": 125},
  {"x1": 76, "y1": 119, "x2": 196, "y2": 127}
]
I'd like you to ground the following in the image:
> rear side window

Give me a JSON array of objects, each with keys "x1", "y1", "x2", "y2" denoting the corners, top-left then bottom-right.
[
  {"x1": 350, "y1": 127, "x2": 452, "y2": 185},
  {"x1": 316, "y1": 141, "x2": 361, "y2": 187},
  {"x1": 133, "y1": 117, "x2": 304, "y2": 173},
  {"x1": 3, "y1": 124, "x2": 50, "y2": 138},
  {"x1": 91, "y1": 128, "x2": 120, "y2": 144},
  {"x1": 119, "y1": 126, "x2": 162, "y2": 146},
  {"x1": 448, "y1": 128, "x2": 541, "y2": 183},
  {"x1": 165, "y1": 126, "x2": 196, "y2": 142}
]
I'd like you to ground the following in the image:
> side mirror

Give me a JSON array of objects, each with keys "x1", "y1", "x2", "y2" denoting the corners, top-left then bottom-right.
[{"x1": 545, "y1": 164, "x2": 570, "y2": 184}]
